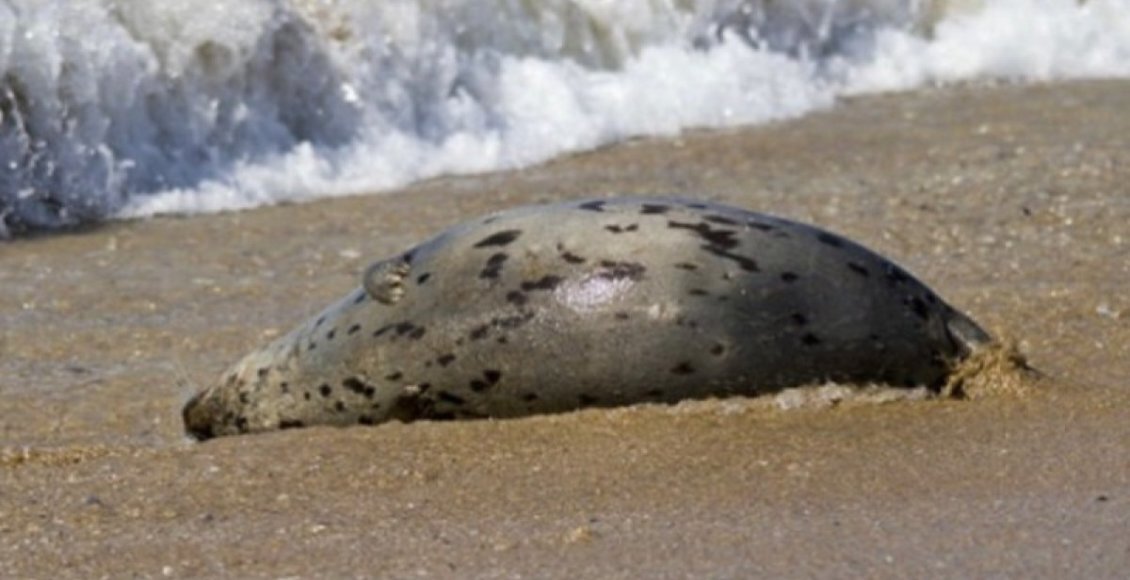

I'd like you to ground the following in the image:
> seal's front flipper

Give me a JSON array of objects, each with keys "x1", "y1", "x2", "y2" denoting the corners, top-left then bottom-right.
[{"x1": 363, "y1": 258, "x2": 412, "y2": 305}]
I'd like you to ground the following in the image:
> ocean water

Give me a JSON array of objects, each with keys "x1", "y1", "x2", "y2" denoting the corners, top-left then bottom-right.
[{"x1": 0, "y1": 0, "x2": 1127, "y2": 234}]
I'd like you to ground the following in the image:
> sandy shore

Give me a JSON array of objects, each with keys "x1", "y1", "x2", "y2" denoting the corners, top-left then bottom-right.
[{"x1": 1, "y1": 79, "x2": 1127, "y2": 578}]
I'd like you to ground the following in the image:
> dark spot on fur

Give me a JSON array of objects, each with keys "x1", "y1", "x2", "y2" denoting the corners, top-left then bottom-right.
[
  {"x1": 886, "y1": 264, "x2": 911, "y2": 285},
  {"x1": 326, "y1": 328, "x2": 336, "y2": 340},
  {"x1": 470, "y1": 324, "x2": 490, "y2": 340},
  {"x1": 469, "y1": 379, "x2": 488, "y2": 392},
  {"x1": 320, "y1": 384, "x2": 333, "y2": 397},
  {"x1": 279, "y1": 420, "x2": 304, "y2": 430},
  {"x1": 670, "y1": 361, "x2": 695, "y2": 375},
  {"x1": 494, "y1": 312, "x2": 535, "y2": 330},
  {"x1": 817, "y1": 232, "x2": 844, "y2": 248},
  {"x1": 343, "y1": 377, "x2": 370, "y2": 395},
  {"x1": 688, "y1": 288, "x2": 709, "y2": 296},
  {"x1": 560, "y1": 251, "x2": 586, "y2": 264},
  {"x1": 438, "y1": 391, "x2": 466, "y2": 405},
  {"x1": 578, "y1": 200, "x2": 606, "y2": 212},
  {"x1": 605, "y1": 223, "x2": 639, "y2": 234},
  {"x1": 279, "y1": 382, "x2": 289, "y2": 393},
  {"x1": 409, "y1": 327, "x2": 427, "y2": 340},
  {"x1": 238, "y1": 392, "x2": 250, "y2": 405},
  {"x1": 801, "y1": 333, "x2": 822, "y2": 346},
  {"x1": 646, "y1": 389, "x2": 665, "y2": 398},
  {"x1": 847, "y1": 262, "x2": 870, "y2": 277},
  {"x1": 480, "y1": 252, "x2": 508, "y2": 279},
  {"x1": 579, "y1": 394, "x2": 599, "y2": 406},
  {"x1": 701, "y1": 245, "x2": 760, "y2": 272},
  {"x1": 257, "y1": 367, "x2": 269, "y2": 378},
  {"x1": 521, "y1": 275, "x2": 563, "y2": 292},
  {"x1": 686, "y1": 202, "x2": 708, "y2": 210},
  {"x1": 710, "y1": 342, "x2": 726, "y2": 356},
  {"x1": 388, "y1": 391, "x2": 429, "y2": 423},
  {"x1": 780, "y1": 271, "x2": 799, "y2": 283},
  {"x1": 704, "y1": 214, "x2": 739, "y2": 226},
  {"x1": 437, "y1": 354, "x2": 456, "y2": 367},
  {"x1": 640, "y1": 203, "x2": 670, "y2": 215},
  {"x1": 522, "y1": 393, "x2": 539, "y2": 402},
  {"x1": 315, "y1": 316, "x2": 326, "y2": 327},
  {"x1": 348, "y1": 324, "x2": 361, "y2": 335},
  {"x1": 342, "y1": 380, "x2": 376, "y2": 399},
  {"x1": 417, "y1": 273, "x2": 431, "y2": 284},
  {"x1": 402, "y1": 250, "x2": 417, "y2": 265},
  {"x1": 668, "y1": 220, "x2": 740, "y2": 249},
  {"x1": 596, "y1": 260, "x2": 647, "y2": 281},
  {"x1": 791, "y1": 313, "x2": 809, "y2": 326},
  {"x1": 235, "y1": 416, "x2": 249, "y2": 432},
  {"x1": 674, "y1": 262, "x2": 698, "y2": 271},
  {"x1": 373, "y1": 324, "x2": 394, "y2": 338},
  {"x1": 907, "y1": 296, "x2": 930, "y2": 320},
  {"x1": 483, "y1": 370, "x2": 502, "y2": 384},
  {"x1": 614, "y1": 311, "x2": 630, "y2": 320},
  {"x1": 497, "y1": 336, "x2": 509, "y2": 344},
  {"x1": 394, "y1": 322, "x2": 416, "y2": 336},
  {"x1": 334, "y1": 401, "x2": 346, "y2": 412},
  {"x1": 303, "y1": 392, "x2": 312, "y2": 401},
  {"x1": 506, "y1": 291, "x2": 528, "y2": 306},
  {"x1": 353, "y1": 293, "x2": 366, "y2": 305},
  {"x1": 747, "y1": 221, "x2": 775, "y2": 231},
  {"x1": 358, "y1": 415, "x2": 375, "y2": 425},
  {"x1": 473, "y1": 230, "x2": 522, "y2": 248}
]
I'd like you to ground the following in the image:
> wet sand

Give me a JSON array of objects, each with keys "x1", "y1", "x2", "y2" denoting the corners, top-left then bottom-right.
[{"x1": 1, "y1": 79, "x2": 1127, "y2": 578}]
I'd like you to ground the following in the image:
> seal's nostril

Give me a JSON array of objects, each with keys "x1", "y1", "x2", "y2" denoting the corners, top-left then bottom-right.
[{"x1": 186, "y1": 422, "x2": 216, "y2": 441}]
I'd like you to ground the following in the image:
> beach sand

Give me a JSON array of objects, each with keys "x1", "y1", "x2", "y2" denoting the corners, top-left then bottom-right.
[{"x1": 1, "y1": 79, "x2": 1127, "y2": 578}]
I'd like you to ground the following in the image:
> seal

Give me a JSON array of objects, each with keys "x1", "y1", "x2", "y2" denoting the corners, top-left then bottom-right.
[{"x1": 183, "y1": 196, "x2": 991, "y2": 440}]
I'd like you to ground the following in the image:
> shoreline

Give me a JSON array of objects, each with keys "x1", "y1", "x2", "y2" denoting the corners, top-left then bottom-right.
[{"x1": 1, "y1": 79, "x2": 1127, "y2": 577}]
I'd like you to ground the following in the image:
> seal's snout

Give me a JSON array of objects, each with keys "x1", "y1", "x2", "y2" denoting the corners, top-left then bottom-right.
[{"x1": 182, "y1": 390, "x2": 218, "y2": 441}]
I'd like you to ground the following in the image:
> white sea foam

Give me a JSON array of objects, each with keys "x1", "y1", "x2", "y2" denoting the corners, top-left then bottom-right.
[{"x1": 0, "y1": 0, "x2": 1128, "y2": 232}]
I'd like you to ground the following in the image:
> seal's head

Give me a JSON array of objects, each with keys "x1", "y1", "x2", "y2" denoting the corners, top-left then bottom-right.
[
  {"x1": 182, "y1": 341, "x2": 306, "y2": 440},
  {"x1": 182, "y1": 283, "x2": 419, "y2": 441}
]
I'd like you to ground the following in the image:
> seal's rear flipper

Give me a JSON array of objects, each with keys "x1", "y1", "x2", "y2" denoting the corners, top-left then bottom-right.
[{"x1": 945, "y1": 308, "x2": 993, "y2": 356}]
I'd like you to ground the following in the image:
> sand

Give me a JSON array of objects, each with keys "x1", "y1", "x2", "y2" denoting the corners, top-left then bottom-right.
[{"x1": 1, "y1": 79, "x2": 1127, "y2": 578}]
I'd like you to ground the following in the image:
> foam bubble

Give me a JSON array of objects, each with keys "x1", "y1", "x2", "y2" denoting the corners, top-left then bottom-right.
[{"x1": 842, "y1": 0, "x2": 1130, "y2": 92}]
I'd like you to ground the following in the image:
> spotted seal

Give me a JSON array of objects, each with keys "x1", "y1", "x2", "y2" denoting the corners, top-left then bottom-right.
[{"x1": 183, "y1": 196, "x2": 990, "y2": 440}]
